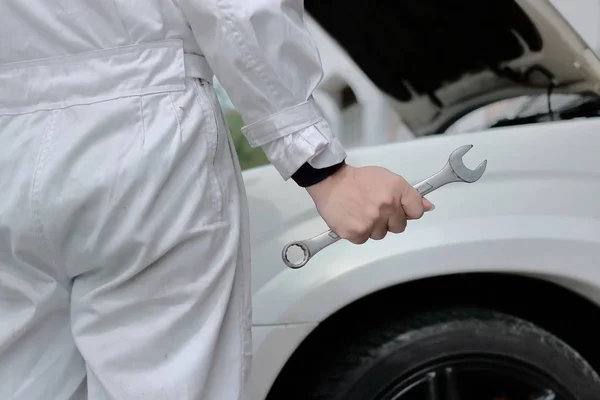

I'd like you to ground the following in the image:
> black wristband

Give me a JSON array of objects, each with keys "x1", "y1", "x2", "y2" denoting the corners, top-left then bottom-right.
[{"x1": 291, "y1": 159, "x2": 346, "y2": 187}]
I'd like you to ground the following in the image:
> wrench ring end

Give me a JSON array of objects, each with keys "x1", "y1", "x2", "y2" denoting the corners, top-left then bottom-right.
[{"x1": 282, "y1": 241, "x2": 311, "y2": 269}]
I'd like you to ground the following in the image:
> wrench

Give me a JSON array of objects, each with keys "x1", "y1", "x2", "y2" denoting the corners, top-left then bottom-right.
[{"x1": 281, "y1": 144, "x2": 487, "y2": 269}]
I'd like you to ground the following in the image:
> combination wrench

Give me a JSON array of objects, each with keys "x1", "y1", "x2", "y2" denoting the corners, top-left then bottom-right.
[{"x1": 281, "y1": 144, "x2": 488, "y2": 269}]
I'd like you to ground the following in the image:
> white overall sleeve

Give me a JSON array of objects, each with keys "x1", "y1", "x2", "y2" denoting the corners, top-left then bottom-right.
[{"x1": 178, "y1": 0, "x2": 347, "y2": 180}]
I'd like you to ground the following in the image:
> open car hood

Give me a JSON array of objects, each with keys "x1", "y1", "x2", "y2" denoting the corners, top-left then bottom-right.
[{"x1": 306, "y1": 0, "x2": 600, "y2": 136}]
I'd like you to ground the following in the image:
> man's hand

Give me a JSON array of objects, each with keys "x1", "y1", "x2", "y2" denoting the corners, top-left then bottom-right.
[{"x1": 305, "y1": 164, "x2": 434, "y2": 244}]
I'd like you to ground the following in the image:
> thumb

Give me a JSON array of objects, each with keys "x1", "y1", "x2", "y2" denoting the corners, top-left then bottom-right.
[{"x1": 422, "y1": 197, "x2": 435, "y2": 212}]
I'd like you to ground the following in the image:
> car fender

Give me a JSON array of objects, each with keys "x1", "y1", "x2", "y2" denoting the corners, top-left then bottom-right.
[
  {"x1": 249, "y1": 119, "x2": 600, "y2": 326},
  {"x1": 252, "y1": 214, "x2": 600, "y2": 326}
]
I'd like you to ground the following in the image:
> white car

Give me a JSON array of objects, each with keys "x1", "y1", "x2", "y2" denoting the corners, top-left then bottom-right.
[{"x1": 245, "y1": 1, "x2": 600, "y2": 399}]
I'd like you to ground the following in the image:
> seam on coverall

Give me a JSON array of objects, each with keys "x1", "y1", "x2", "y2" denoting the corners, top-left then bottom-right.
[
  {"x1": 213, "y1": 2, "x2": 278, "y2": 390},
  {"x1": 190, "y1": 78, "x2": 225, "y2": 220},
  {"x1": 138, "y1": 96, "x2": 147, "y2": 146},
  {"x1": 31, "y1": 110, "x2": 59, "y2": 270},
  {"x1": 215, "y1": 0, "x2": 285, "y2": 108}
]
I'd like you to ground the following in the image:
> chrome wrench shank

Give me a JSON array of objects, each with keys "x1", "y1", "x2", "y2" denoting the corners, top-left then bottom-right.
[{"x1": 281, "y1": 144, "x2": 487, "y2": 269}]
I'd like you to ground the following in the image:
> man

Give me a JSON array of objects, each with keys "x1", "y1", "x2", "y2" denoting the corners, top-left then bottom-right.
[{"x1": 0, "y1": 1, "x2": 433, "y2": 399}]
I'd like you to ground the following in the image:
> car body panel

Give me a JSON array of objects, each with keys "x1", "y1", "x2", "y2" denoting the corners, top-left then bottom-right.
[
  {"x1": 249, "y1": 323, "x2": 317, "y2": 400},
  {"x1": 247, "y1": 118, "x2": 600, "y2": 324},
  {"x1": 246, "y1": 118, "x2": 600, "y2": 400}
]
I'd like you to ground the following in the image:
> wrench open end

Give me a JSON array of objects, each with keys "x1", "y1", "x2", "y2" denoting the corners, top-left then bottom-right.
[{"x1": 448, "y1": 144, "x2": 487, "y2": 183}]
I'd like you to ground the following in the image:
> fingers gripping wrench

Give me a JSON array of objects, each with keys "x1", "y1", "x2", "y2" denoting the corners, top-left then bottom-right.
[{"x1": 281, "y1": 144, "x2": 488, "y2": 269}]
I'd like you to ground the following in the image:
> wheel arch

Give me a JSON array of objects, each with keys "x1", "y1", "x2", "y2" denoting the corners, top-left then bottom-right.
[{"x1": 265, "y1": 272, "x2": 600, "y2": 399}]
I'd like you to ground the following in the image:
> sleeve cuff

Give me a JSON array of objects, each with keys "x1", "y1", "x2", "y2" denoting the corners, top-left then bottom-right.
[
  {"x1": 258, "y1": 119, "x2": 347, "y2": 180},
  {"x1": 241, "y1": 98, "x2": 322, "y2": 148},
  {"x1": 240, "y1": 98, "x2": 347, "y2": 180}
]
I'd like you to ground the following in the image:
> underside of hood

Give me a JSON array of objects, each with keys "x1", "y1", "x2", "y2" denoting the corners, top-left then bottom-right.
[{"x1": 305, "y1": 0, "x2": 600, "y2": 135}]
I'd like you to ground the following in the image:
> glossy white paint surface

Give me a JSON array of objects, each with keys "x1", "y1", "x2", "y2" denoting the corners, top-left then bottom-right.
[
  {"x1": 245, "y1": 117, "x2": 600, "y2": 399},
  {"x1": 249, "y1": 323, "x2": 318, "y2": 400}
]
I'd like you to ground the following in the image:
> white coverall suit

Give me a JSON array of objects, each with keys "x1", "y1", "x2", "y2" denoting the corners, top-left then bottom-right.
[{"x1": 0, "y1": 1, "x2": 346, "y2": 399}]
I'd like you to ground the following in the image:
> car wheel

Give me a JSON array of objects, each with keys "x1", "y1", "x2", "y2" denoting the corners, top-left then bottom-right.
[{"x1": 289, "y1": 308, "x2": 600, "y2": 400}]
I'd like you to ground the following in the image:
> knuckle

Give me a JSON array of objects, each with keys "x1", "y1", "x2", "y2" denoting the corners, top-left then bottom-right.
[
  {"x1": 388, "y1": 215, "x2": 407, "y2": 233},
  {"x1": 397, "y1": 220, "x2": 408, "y2": 233},
  {"x1": 380, "y1": 193, "x2": 395, "y2": 207},
  {"x1": 358, "y1": 219, "x2": 371, "y2": 232},
  {"x1": 407, "y1": 206, "x2": 425, "y2": 220},
  {"x1": 365, "y1": 206, "x2": 381, "y2": 221},
  {"x1": 372, "y1": 231, "x2": 387, "y2": 240},
  {"x1": 394, "y1": 174, "x2": 407, "y2": 186},
  {"x1": 349, "y1": 233, "x2": 369, "y2": 244},
  {"x1": 389, "y1": 225, "x2": 403, "y2": 234},
  {"x1": 347, "y1": 223, "x2": 370, "y2": 240}
]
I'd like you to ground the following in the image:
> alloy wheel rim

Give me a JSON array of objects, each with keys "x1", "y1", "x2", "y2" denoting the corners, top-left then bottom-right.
[{"x1": 376, "y1": 355, "x2": 576, "y2": 400}]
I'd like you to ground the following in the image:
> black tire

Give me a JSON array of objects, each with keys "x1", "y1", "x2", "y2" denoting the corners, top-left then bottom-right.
[{"x1": 272, "y1": 308, "x2": 600, "y2": 400}]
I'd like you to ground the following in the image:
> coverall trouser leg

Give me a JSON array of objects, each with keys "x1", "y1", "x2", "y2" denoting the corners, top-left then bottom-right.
[{"x1": 0, "y1": 46, "x2": 252, "y2": 399}]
